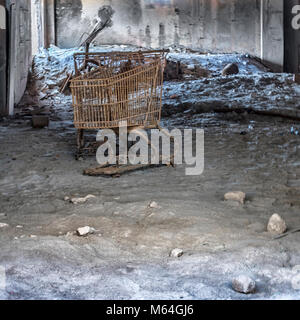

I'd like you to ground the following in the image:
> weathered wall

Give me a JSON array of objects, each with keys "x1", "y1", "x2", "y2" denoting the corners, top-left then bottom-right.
[
  {"x1": 0, "y1": 0, "x2": 7, "y2": 115},
  {"x1": 7, "y1": 0, "x2": 32, "y2": 114},
  {"x1": 55, "y1": 0, "x2": 285, "y2": 70},
  {"x1": 261, "y1": 0, "x2": 284, "y2": 72},
  {"x1": 56, "y1": 0, "x2": 262, "y2": 57},
  {"x1": 284, "y1": 0, "x2": 300, "y2": 73}
]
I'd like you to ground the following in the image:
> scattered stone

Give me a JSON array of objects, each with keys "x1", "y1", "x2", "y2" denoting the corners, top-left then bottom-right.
[
  {"x1": 170, "y1": 248, "x2": 184, "y2": 258},
  {"x1": 30, "y1": 235, "x2": 37, "y2": 238},
  {"x1": 64, "y1": 196, "x2": 70, "y2": 201},
  {"x1": 232, "y1": 275, "x2": 256, "y2": 294},
  {"x1": 0, "y1": 223, "x2": 9, "y2": 228},
  {"x1": 222, "y1": 63, "x2": 239, "y2": 76},
  {"x1": 67, "y1": 194, "x2": 96, "y2": 205},
  {"x1": 224, "y1": 191, "x2": 246, "y2": 204},
  {"x1": 149, "y1": 201, "x2": 159, "y2": 209},
  {"x1": 16, "y1": 225, "x2": 23, "y2": 229},
  {"x1": 267, "y1": 214, "x2": 287, "y2": 235},
  {"x1": 76, "y1": 226, "x2": 95, "y2": 237}
]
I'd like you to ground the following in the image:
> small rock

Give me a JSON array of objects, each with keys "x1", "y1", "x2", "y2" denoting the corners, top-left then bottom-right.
[
  {"x1": 149, "y1": 201, "x2": 159, "y2": 209},
  {"x1": 16, "y1": 225, "x2": 23, "y2": 229},
  {"x1": 267, "y1": 214, "x2": 287, "y2": 235},
  {"x1": 64, "y1": 196, "x2": 70, "y2": 201},
  {"x1": 232, "y1": 275, "x2": 256, "y2": 294},
  {"x1": 170, "y1": 248, "x2": 184, "y2": 258},
  {"x1": 76, "y1": 226, "x2": 95, "y2": 237},
  {"x1": 30, "y1": 235, "x2": 37, "y2": 238},
  {"x1": 69, "y1": 194, "x2": 96, "y2": 205},
  {"x1": 222, "y1": 63, "x2": 239, "y2": 76},
  {"x1": 0, "y1": 223, "x2": 9, "y2": 228},
  {"x1": 224, "y1": 191, "x2": 246, "y2": 204}
]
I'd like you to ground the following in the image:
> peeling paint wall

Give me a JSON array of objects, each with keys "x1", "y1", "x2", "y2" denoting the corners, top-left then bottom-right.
[
  {"x1": 56, "y1": 0, "x2": 263, "y2": 57},
  {"x1": 7, "y1": 0, "x2": 32, "y2": 114},
  {"x1": 261, "y1": 0, "x2": 284, "y2": 72},
  {"x1": 55, "y1": 0, "x2": 285, "y2": 69}
]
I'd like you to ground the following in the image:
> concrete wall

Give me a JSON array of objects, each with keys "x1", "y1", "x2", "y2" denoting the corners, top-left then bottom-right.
[
  {"x1": 7, "y1": 0, "x2": 32, "y2": 114},
  {"x1": 56, "y1": 0, "x2": 262, "y2": 57},
  {"x1": 55, "y1": 0, "x2": 285, "y2": 70},
  {"x1": 0, "y1": 0, "x2": 7, "y2": 115},
  {"x1": 284, "y1": 0, "x2": 300, "y2": 73},
  {"x1": 32, "y1": 0, "x2": 56, "y2": 54},
  {"x1": 261, "y1": 0, "x2": 284, "y2": 72}
]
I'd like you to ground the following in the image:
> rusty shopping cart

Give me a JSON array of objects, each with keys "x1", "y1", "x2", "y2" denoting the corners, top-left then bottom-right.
[{"x1": 70, "y1": 50, "x2": 168, "y2": 156}]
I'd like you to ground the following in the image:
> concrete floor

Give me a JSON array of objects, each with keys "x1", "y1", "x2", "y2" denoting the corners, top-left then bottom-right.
[
  {"x1": 1, "y1": 49, "x2": 300, "y2": 299},
  {"x1": 1, "y1": 113, "x2": 300, "y2": 299}
]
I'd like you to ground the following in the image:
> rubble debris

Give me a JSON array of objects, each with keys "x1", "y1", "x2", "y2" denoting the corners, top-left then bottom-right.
[
  {"x1": 0, "y1": 223, "x2": 9, "y2": 228},
  {"x1": 59, "y1": 72, "x2": 73, "y2": 93},
  {"x1": 149, "y1": 201, "x2": 159, "y2": 209},
  {"x1": 170, "y1": 248, "x2": 184, "y2": 258},
  {"x1": 294, "y1": 74, "x2": 300, "y2": 84},
  {"x1": 65, "y1": 194, "x2": 96, "y2": 205},
  {"x1": 84, "y1": 164, "x2": 152, "y2": 177},
  {"x1": 32, "y1": 115, "x2": 49, "y2": 128},
  {"x1": 30, "y1": 106, "x2": 50, "y2": 116},
  {"x1": 224, "y1": 191, "x2": 246, "y2": 204},
  {"x1": 267, "y1": 214, "x2": 287, "y2": 235},
  {"x1": 232, "y1": 275, "x2": 256, "y2": 294},
  {"x1": 77, "y1": 226, "x2": 95, "y2": 237},
  {"x1": 182, "y1": 64, "x2": 210, "y2": 79},
  {"x1": 291, "y1": 127, "x2": 299, "y2": 135},
  {"x1": 164, "y1": 59, "x2": 210, "y2": 81},
  {"x1": 84, "y1": 156, "x2": 175, "y2": 177},
  {"x1": 164, "y1": 60, "x2": 183, "y2": 81},
  {"x1": 222, "y1": 63, "x2": 239, "y2": 76}
]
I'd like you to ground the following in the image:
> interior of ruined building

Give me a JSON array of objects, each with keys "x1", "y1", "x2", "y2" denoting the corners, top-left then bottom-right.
[{"x1": 0, "y1": 0, "x2": 300, "y2": 300}]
